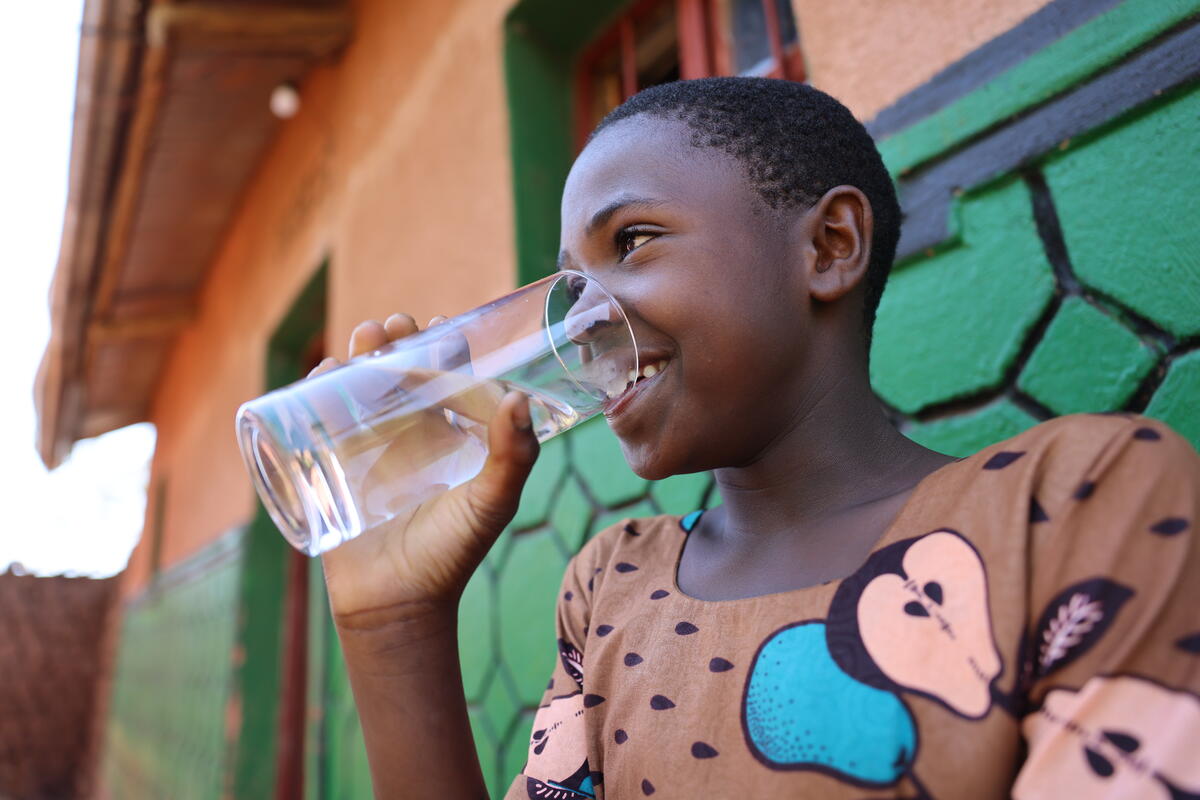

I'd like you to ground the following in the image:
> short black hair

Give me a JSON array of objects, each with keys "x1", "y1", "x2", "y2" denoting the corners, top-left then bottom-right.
[{"x1": 592, "y1": 77, "x2": 900, "y2": 340}]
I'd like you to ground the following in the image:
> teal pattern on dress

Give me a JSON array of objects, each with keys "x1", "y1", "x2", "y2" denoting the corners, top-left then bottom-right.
[{"x1": 743, "y1": 621, "x2": 917, "y2": 786}]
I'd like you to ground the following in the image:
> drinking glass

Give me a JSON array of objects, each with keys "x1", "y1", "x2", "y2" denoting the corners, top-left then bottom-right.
[{"x1": 235, "y1": 271, "x2": 637, "y2": 556}]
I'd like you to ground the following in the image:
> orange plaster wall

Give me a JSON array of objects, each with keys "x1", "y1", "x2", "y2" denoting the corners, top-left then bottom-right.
[
  {"x1": 124, "y1": 0, "x2": 518, "y2": 595},
  {"x1": 791, "y1": 0, "x2": 1054, "y2": 121}
]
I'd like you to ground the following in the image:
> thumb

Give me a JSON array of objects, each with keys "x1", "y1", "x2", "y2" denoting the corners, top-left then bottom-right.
[{"x1": 466, "y1": 391, "x2": 540, "y2": 530}]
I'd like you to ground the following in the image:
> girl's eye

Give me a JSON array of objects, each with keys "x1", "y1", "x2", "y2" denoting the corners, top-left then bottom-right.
[{"x1": 617, "y1": 229, "x2": 656, "y2": 261}]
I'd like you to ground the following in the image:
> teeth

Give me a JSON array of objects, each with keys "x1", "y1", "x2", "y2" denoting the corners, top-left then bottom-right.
[{"x1": 636, "y1": 359, "x2": 668, "y2": 381}]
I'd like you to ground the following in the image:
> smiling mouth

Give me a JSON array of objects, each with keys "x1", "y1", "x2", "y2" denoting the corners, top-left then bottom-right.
[{"x1": 604, "y1": 356, "x2": 670, "y2": 418}]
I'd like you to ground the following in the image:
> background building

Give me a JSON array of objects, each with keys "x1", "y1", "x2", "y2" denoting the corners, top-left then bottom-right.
[{"x1": 33, "y1": 0, "x2": 1200, "y2": 796}]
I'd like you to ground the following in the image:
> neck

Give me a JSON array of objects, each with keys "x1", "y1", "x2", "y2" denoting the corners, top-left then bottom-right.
[{"x1": 712, "y1": 350, "x2": 951, "y2": 545}]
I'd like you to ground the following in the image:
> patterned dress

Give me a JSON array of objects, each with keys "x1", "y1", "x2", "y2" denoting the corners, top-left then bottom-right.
[{"x1": 503, "y1": 415, "x2": 1200, "y2": 799}]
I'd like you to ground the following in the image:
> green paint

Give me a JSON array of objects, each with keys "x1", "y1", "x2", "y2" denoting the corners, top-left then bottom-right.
[
  {"x1": 459, "y1": 567, "x2": 495, "y2": 703},
  {"x1": 501, "y1": 709, "x2": 537, "y2": 795},
  {"x1": 871, "y1": 179, "x2": 1056, "y2": 413},
  {"x1": 305, "y1": 558, "x2": 331, "y2": 800},
  {"x1": 650, "y1": 471, "x2": 713, "y2": 515},
  {"x1": 231, "y1": 263, "x2": 328, "y2": 798},
  {"x1": 101, "y1": 533, "x2": 243, "y2": 799},
  {"x1": 549, "y1": 475, "x2": 593, "y2": 550},
  {"x1": 504, "y1": 0, "x2": 631, "y2": 285},
  {"x1": 1146, "y1": 350, "x2": 1200, "y2": 452},
  {"x1": 1043, "y1": 84, "x2": 1200, "y2": 337},
  {"x1": 570, "y1": 416, "x2": 648, "y2": 505},
  {"x1": 497, "y1": 528, "x2": 570, "y2": 705},
  {"x1": 1018, "y1": 298, "x2": 1159, "y2": 414},
  {"x1": 510, "y1": 435, "x2": 567, "y2": 530},
  {"x1": 905, "y1": 399, "x2": 1041, "y2": 458},
  {"x1": 481, "y1": 670, "x2": 523, "y2": 756},
  {"x1": 468, "y1": 706, "x2": 500, "y2": 798},
  {"x1": 880, "y1": 0, "x2": 1200, "y2": 175}
]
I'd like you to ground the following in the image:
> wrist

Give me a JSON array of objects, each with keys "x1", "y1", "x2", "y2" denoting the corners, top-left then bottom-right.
[{"x1": 334, "y1": 599, "x2": 460, "y2": 669}]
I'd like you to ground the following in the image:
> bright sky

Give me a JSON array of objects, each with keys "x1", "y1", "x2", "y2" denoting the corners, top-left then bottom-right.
[{"x1": 0, "y1": 3, "x2": 155, "y2": 578}]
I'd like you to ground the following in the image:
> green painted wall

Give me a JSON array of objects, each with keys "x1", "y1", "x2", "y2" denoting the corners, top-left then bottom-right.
[{"x1": 101, "y1": 533, "x2": 244, "y2": 799}]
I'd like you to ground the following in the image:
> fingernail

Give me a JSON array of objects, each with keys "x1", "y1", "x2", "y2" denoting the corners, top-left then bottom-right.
[{"x1": 512, "y1": 396, "x2": 532, "y2": 432}]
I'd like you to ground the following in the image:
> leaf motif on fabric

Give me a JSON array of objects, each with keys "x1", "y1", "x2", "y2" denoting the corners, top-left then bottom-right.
[
  {"x1": 1030, "y1": 578, "x2": 1134, "y2": 680},
  {"x1": 1040, "y1": 593, "x2": 1104, "y2": 671},
  {"x1": 558, "y1": 638, "x2": 584, "y2": 688}
]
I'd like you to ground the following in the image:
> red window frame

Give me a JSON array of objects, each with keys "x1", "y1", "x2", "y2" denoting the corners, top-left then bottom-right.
[{"x1": 574, "y1": 0, "x2": 805, "y2": 147}]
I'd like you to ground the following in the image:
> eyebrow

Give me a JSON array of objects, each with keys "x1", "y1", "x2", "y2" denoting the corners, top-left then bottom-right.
[{"x1": 557, "y1": 194, "x2": 667, "y2": 270}]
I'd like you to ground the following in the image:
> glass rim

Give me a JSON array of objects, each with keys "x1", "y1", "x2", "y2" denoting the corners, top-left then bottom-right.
[{"x1": 543, "y1": 269, "x2": 639, "y2": 404}]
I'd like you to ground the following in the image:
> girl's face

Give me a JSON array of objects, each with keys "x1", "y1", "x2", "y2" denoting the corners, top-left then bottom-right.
[{"x1": 558, "y1": 115, "x2": 818, "y2": 479}]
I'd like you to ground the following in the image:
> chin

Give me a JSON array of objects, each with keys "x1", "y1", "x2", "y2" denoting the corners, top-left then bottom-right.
[{"x1": 617, "y1": 438, "x2": 689, "y2": 482}]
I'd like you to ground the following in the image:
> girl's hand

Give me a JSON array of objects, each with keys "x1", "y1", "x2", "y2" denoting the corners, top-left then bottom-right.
[{"x1": 312, "y1": 313, "x2": 539, "y2": 630}]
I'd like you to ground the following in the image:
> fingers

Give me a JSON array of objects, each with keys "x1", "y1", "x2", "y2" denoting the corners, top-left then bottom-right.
[
  {"x1": 384, "y1": 313, "x2": 418, "y2": 341},
  {"x1": 467, "y1": 392, "x2": 539, "y2": 526},
  {"x1": 349, "y1": 320, "x2": 389, "y2": 359}
]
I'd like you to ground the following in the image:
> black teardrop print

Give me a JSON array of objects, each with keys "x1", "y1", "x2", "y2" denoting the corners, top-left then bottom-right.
[
  {"x1": 642, "y1": 779, "x2": 656, "y2": 795},
  {"x1": 709, "y1": 657, "x2": 733, "y2": 672},
  {"x1": 587, "y1": 576, "x2": 594, "y2": 591},
  {"x1": 1175, "y1": 632, "x2": 1200, "y2": 654},
  {"x1": 923, "y1": 581, "x2": 944, "y2": 605},
  {"x1": 904, "y1": 601, "x2": 930, "y2": 617},
  {"x1": 1074, "y1": 481, "x2": 1096, "y2": 500},
  {"x1": 533, "y1": 738, "x2": 547, "y2": 755},
  {"x1": 615, "y1": 729, "x2": 628, "y2": 744},
  {"x1": 564, "y1": 591, "x2": 573, "y2": 601},
  {"x1": 1084, "y1": 746, "x2": 1115, "y2": 778},
  {"x1": 1101, "y1": 730, "x2": 1140, "y2": 753},
  {"x1": 1030, "y1": 496, "x2": 1050, "y2": 523},
  {"x1": 650, "y1": 695, "x2": 675, "y2": 710},
  {"x1": 615, "y1": 562, "x2": 639, "y2": 573},
  {"x1": 1133, "y1": 427, "x2": 1162, "y2": 440},
  {"x1": 583, "y1": 694, "x2": 606, "y2": 708},
  {"x1": 624, "y1": 652, "x2": 643, "y2": 667},
  {"x1": 691, "y1": 741, "x2": 719, "y2": 758},
  {"x1": 596, "y1": 624, "x2": 614, "y2": 637},
  {"x1": 675, "y1": 621, "x2": 699, "y2": 635},
  {"x1": 650, "y1": 589, "x2": 670, "y2": 600},
  {"x1": 1150, "y1": 517, "x2": 1189, "y2": 536},
  {"x1": 983, "y1": 451, "x2": 1025, "y2": 469},
  {"x1": 625, "y1": 523, "x2": 641, "y2": 536}
]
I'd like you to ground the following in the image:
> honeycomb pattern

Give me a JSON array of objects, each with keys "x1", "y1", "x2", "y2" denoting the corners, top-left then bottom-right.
[{"x1": 102, "y1": 540, "x2": 243, "y2": 800}]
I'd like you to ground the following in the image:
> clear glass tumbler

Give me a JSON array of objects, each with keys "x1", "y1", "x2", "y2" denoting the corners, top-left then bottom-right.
[{"x1": 236, "y1": 271, "x2": 638, "y2": 556}]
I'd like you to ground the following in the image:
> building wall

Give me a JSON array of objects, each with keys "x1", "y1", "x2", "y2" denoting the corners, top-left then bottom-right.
[
  {"x1": 122, "y1": 0, "x2": 519, "y2": 596},
  {"x1": 100, "y1": 0, "x2": 1200, "y2": 797}
]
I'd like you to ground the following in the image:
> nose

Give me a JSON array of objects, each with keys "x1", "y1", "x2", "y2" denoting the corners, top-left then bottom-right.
[{"x1": 563, "y1": 276, "x2": 620, "y2": 344}]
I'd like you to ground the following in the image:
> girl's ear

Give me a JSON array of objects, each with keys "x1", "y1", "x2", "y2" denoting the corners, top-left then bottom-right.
[{"x1": 805, "y1": 185, "x2": 873, "y2": 303}]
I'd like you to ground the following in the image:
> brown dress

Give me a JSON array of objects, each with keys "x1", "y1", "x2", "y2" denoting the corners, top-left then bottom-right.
[{"x1": 503, "y1": 414, "x2": 1200, "y2": 799}]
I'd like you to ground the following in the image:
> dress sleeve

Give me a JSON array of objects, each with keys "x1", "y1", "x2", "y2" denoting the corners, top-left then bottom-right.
[
  {"x1": 1012, "y1": 416, "x2": 1200, "y2": 799},
  {"x1": 501, "y1": 546, "x2": 597, "y2": 800}
]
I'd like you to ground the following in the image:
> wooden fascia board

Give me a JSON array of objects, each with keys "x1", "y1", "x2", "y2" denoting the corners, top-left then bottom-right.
[{"x1": 37, "y1": 0, "x2": 146, "y2": 469}]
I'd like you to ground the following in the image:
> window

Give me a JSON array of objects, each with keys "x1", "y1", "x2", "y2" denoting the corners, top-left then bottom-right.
[{"x1": 574, "y1": 0, "x2": 804, "y2": 145}]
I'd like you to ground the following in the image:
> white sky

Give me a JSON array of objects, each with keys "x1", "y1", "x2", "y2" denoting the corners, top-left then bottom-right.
[{"x1": 0, "y1": 3, "x2": 155, "y2": 578}]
